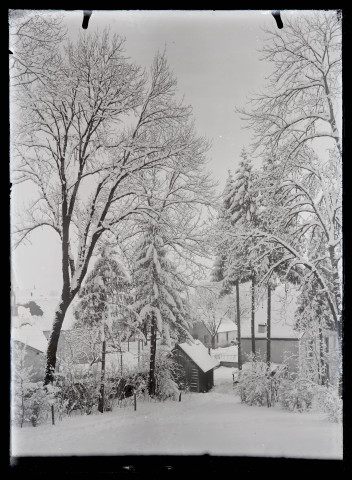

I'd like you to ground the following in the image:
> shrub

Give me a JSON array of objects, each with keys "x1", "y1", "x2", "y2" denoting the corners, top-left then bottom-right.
[
  {"x1": 154, "y1": 347, "x2": 181, "y2": 401},
  {"x1": 20, "y1": 382, "x2": 58, "y2": 426},
  {"x1": 238, "y1": 355, "x2": 288, "y2": 407},
  {"x1": 278, "y1": 378, "x2": 316, "y2": 412},
  {"x1": 314, "y1": 385, "x2": 342, "y2": 423}
]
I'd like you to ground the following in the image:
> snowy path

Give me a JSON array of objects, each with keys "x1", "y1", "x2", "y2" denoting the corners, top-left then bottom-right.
[{"x1": 11, "y1": 367, "x2": 342, "y2": 458}]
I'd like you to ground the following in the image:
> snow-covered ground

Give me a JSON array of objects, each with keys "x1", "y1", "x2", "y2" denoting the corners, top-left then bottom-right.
[{"x1": 11, "y1": 367, "x2": 342, "y2": 459}]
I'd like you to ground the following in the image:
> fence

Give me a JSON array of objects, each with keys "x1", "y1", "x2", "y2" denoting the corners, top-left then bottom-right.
[{"x1": 213, "y1": 354, "x2": 238, "y2": 367}]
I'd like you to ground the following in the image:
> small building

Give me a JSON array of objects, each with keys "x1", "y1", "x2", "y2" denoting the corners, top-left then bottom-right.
[
  {"x1": 190, "y1": 321, "x2": 237, "y2": 349},
  {"x1": 173, "y1": 341, "x2": 220, "y2": 393},
  {"x1": 216, "y1": 322, "x2": 237, "y2": 347},
  {"x1": 11, "y1": 306, "x2": 48, "y2": 382},
  {"x1": 240, "y1": 335, "x2": 301, "y2": 372}
]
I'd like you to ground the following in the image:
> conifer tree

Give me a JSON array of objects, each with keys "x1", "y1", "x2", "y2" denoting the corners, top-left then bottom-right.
[
  {"x1": 132, "y1": 222, "x2": 192, "y2": 396},
  {"x1": 74, "y1": 247, "x2": 137, "y2": 411}
]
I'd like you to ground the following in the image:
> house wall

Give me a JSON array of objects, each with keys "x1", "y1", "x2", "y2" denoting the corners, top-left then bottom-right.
[
  {"x1": 191, "y1": 322, "x2": 237, "y2": 348},
  {"x1": 190, "y1": 322, "x2": 212, "y2": 347},
  {"x1": 216, "y1": 330, "x2": 237, "y2": 348},
  {"x1": 240, "y1": 338, "x2": 299, "y2": 372},
  {"x1": 13, "y1": 341, "x2": 45, "y2": 382}
]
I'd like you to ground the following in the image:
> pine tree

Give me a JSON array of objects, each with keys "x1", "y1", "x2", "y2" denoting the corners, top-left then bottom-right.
[
  {"x1": 132, "y1": 222, "x2": 192, "y2": 396},
  {"x1": 211, "y1": 171, "x2": 236, "y2": 284},
  {"x1": 228, "y1": 147, "x2": 257, "y2": 226},
  {"x1": 74, "y1": 247, "x2": 137, "y2": 412}
]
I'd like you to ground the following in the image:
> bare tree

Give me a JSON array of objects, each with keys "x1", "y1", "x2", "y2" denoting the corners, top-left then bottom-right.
[
  {"x1": 237, "y1": 12, "x2": 342, "y2": 160},
  {"x1": 12, "y1": 29, "x2": 209, "y2": 385},
  {"x1": 9, "y1": 10, "x2": 66, "y2": 86},
  {"x1": 227, "y1": 11, "x2": 342, "y2": 393},
  {"x1": 190, "y1": 284, "x2": 236, "y2": 349}
]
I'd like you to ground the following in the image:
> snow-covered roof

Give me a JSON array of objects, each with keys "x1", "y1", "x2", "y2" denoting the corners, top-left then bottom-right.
[
  {"x1": 177, "y1": 340, "x2": 220, "y2": 373},
  {"x1": 11, "y1": 305, "x2": 48, "y2": 352},
  {"x1": 13, "y1": 289, "x2": 74, "y2": 331},
  {"x1": 238, "y1": 282, "x2": 301, "y2": 339},
  {"x1": 12, "y1": 323, "x2": 48, "y2": 353},
  {"x1": 217, "y1": 321, "x2": 237, "y2": 333}
]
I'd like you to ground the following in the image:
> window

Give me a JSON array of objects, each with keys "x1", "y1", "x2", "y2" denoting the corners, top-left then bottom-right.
[{"x1": 258, "y1": 324, "x2": 266, "y2": 334}]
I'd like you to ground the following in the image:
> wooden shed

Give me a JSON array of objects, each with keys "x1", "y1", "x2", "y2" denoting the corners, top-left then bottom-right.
[{"x1": 173, "y1": 341, "x2": 220, "y2": 393}]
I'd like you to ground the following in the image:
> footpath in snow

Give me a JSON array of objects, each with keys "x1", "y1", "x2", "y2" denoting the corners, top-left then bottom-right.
[{"x1": 11, "y1": 367, "x2": 342, "y2": 459}]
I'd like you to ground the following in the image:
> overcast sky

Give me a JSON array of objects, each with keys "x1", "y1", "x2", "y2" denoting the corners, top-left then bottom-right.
[{"x1": 11, "y1": 10, "x2": 291, "y2": 294}]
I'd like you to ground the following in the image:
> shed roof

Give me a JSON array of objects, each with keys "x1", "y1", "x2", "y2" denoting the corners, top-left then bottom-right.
[{"x1": 177, "y1": 340, "x2": 220, "y2": 373}]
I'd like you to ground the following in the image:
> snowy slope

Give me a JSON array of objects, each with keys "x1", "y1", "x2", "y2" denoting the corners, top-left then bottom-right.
[{"x1": 11, "y1": 367, "x2": 342, "y2": 458}]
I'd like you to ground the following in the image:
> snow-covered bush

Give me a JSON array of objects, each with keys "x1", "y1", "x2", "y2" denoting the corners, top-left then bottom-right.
[
  {"x1": 278, "y1": 378, "x2": 316, "y2": 412},
  {"x1": 238, "y1": 355, "x2": 288, "y2": 407},
  {"x1": 314, "y1": 385, "x2": 342, "y2": 423},
  {"x1": 154, "y1": 347, "x2": 181, "y2": 401},
  {"x1": 21, "y1": 382, "x2": 59, "y2": 426},
  {"x1": 11, "y1": 342, "x2": 52, "y2": 427}
]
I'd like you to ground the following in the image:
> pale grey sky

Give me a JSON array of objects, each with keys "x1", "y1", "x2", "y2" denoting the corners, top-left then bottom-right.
[{"x1": 11, "y1": 10, "x2": 284, "y2": 293}]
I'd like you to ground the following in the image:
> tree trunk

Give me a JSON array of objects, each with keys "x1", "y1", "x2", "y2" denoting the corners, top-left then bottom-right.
[
  {"x1": 44, "y1": 290, "x2": 72, "y2": 385},
  {"x1": 236, "y1": 280, "x2": 242, "y2": 370},
  {"x1": 251, "y1": 275, "x2": 256, "y2": 356},
  {"x1": 211, "y1": 335, "x2": 216, "y2": 349},
  {"x1": 318, "y1": 323, "x2": 326, "y2": 386},
  {"x1": 143, "y1": 322, "x2": 148, "y2": 346},
  {"x1": 328, "y1": 245, "x2": 342, "y2": 395},
  {"x1": 138, "y1": 338, "x2": 141, "y2": 366},
  {"x1": 266, "y1": 284, "x2": 271, "y2": 366},
  {"x1": 98, "y1": 339, "x2": 106, "y2": 413},
  {"x1": 148, "y1": 314, "x2": 157, "y2": 396}
]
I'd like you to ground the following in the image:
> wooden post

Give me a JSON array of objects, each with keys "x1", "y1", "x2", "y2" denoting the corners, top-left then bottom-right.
[
  {"x1": 51, "y1": 405, "x2": 55, "y2": 425},
  {"x1": 179, "y1": 391, "x2": 182, "y2": 402},
  {"x1": 236, "y1": 280, "x2": 242, "y2": 370},
  {"x1": 134, "y1": 392, "x2": 137, "y2": 411}
]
